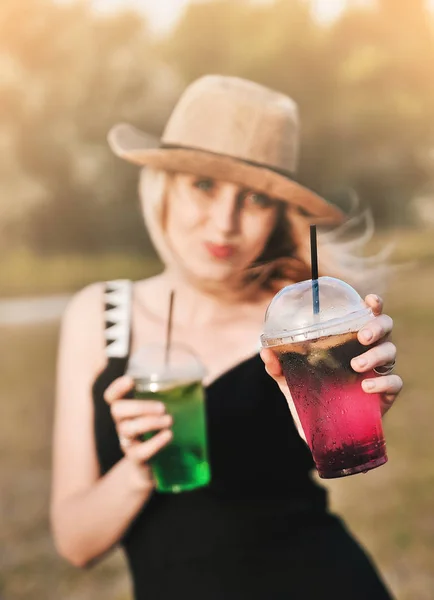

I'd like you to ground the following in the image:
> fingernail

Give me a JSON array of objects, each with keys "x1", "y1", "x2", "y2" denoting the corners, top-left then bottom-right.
[
  {"x1": 163, "y1": 414, "x2": 173, "y2": 425},
  {"x1": 361, "y1": 329, "x2": 373, "y2": 342},
  {"x1": 363, "y1": 380, "x2": 375, "y2": 391}
]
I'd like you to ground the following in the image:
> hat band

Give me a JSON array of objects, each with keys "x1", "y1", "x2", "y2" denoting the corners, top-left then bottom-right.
[{"x1": 159, "y1": 142, "x2": 300, "y2": 183}]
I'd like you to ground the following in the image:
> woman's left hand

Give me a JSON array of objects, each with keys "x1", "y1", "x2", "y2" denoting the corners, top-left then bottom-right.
[
  {"x1": 349, "y1": 294, "x2": 402, "y2": 416},
  {"x1": 260, "y1": 294, "x2": 403, "y2": 439}
]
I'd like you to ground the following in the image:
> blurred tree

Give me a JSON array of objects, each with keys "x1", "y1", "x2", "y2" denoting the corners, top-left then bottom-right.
[
  {"x1": 162, "y1": 0, "x2": 434, "y2": 225},
  {"x1": 325, "y1": 0, "x2": 434, "y2": 223},
  {"x1": 0, "y1": 0, "x2": 181, "y2": 254},
  {"x1": 2, "y1": 0, "x2": 434, "y2": 257}
]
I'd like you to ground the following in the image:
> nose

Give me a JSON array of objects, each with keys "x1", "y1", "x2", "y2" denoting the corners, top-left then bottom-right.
[{"x1": 208, "y1": 183, "x2": 240, "y2": 236}]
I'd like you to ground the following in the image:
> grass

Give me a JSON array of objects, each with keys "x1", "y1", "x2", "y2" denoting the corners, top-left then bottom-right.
[
  {"x1": 366, "y1": 227, "x2": 434, "y2": 266},
  {"x1": 0, "y1": 324, "x2": 130, "y2": 600},
  {"x1": 318, "y1": 282, "x2": 434, "y2": 599},
  {"x1": 1, "y1": 230, "x2": 434, "y2": 599},
  {"x1": 1, "y1": 227, "x2": 434, "y2": 299},
  {"x1": 0, "y1": 250, "x2": 162, "y2": 298}
]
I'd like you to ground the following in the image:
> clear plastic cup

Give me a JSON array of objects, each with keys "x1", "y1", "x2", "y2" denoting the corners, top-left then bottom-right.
[
  {"x1": 127, "y1": 344, "x2": 211, "y2": 493},
  {"x1": 261, "y1": 276, "x2": 387, "y2": 479}
]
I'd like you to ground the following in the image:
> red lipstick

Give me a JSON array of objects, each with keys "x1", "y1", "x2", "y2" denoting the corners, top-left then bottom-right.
[{"x1": 204, "y1": 242, "x2": 235, "y2": 259}]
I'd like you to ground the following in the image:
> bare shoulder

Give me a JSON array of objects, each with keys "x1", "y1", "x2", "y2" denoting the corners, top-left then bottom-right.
[
  {"x1": 63, "y1": 282, "x2": 105, "y2": 324},
  {"x1": 66, "y1": 281, "x2": 104, "y2": 309},
  {"x1": 59, "y1": 283, "x2": 107, "y2": 371}
]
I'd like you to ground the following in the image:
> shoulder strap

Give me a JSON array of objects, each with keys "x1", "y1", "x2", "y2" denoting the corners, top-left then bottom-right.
[{"x1": 104, "y1": 280, "x2": 133, "y2": 359}]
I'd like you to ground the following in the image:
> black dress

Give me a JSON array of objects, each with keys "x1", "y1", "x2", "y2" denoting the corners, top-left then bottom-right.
[{"x1": 92, "y1": 281, "x2": 393, "y2": 600}]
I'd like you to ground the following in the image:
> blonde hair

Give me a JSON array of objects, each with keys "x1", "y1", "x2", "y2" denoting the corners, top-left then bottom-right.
[{"x1": 139, "y1": 167, "x2": 390, "y2": 297}]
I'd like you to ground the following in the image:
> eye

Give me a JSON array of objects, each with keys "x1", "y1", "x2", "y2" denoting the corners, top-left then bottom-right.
[
  {"x1": 193, "y1": 178, "x2": 215, "y2": 192},
  {"x1": 243, "y1": 190, "x2": 273, "y2": 209}
]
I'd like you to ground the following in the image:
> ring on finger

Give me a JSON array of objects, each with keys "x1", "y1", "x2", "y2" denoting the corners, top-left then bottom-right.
[{"x1": 373, "y1": 360, "x2": 396, "y2": 376}]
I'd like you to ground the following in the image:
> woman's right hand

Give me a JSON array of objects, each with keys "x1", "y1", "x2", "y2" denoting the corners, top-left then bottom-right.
[{"x1": 104, "y1": 375, "x2": 173, "y2": 488}]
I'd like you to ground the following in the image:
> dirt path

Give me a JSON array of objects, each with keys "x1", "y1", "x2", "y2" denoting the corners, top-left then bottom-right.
[{"x1": 0, "y1": 295, "x2": 70, "y2": 326}]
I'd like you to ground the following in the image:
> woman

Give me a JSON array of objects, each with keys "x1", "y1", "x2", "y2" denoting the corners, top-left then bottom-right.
[{"x1": 51, "y1": 76, "x2": 402, "y2": 599}]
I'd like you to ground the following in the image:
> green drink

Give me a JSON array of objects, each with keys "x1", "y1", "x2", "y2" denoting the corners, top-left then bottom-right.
[{"x1": 128, "y1": 344, "x2": 211, "y2": 494}]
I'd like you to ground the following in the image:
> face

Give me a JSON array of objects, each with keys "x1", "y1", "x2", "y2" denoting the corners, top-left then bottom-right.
[{"x1": 164, "y1": 173, "x2": 279, "y2": 285}]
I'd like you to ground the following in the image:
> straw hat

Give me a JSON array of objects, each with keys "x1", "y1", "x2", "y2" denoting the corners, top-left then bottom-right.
[{"x1": 108, "y1": 75, "x2": 343, "y2": 224}]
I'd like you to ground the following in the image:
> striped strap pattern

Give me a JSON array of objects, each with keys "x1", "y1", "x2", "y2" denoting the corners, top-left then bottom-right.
[{"x1": 104, "y1": 280, "x2": 132, "y2": 359}]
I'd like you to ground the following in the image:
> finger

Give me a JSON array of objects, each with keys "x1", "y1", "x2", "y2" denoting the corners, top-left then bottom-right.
[
  {"x1": 118, "y1": 414, "x2": 173, "y2": 439},
  {"x1": 278, "y1": 387, "x2": 307, "y2": 443},
  {"x1": 104, "y1": 375, "x2": 134, "y2": 404},
  {"x1": 380, "y1": 393, "x2": 399, "y2": 416},
  {"x1": 111, "y1": 400, "x2": 166, "y2": 421},
  {"x1": 361, "y1": 374, "x2": 403, "y2": 396},
  {"x1": 364, "y1": 294, "x2": 383, "y2": 316},
  {"x1": 264, "y1": 365, "x2": 286, "y2": 385},
  {"x1": 130, "y1": 429, "x2": 173, "y2": 462},
  {"x1": 260, "y1": 360, "x2": 308, "y2": 443},
  {"x1": 119, "y1": 434, "x2": 137, "y2": 451},
  {"x1": 260, "y1": 348, "x2": 283, "y2": 377},
  {"x1": 351, "y1": 342, "x2": 396, "y2": 373},
  {"x1": 358, "y1": 314, "x2": 393, "y2": 345}
]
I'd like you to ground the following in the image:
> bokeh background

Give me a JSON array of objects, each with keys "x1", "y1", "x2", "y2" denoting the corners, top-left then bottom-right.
[{"x1": 1, "y1": 1, "x2": 434, "y2": 598}]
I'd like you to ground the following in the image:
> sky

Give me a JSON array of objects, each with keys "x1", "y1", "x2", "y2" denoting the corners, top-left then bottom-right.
[
  {"x1": 56, "y1": 0, "x2": 434, "y2": 36},
  {"x1": 56, "y1": 0, "x2": 387, "y2": 34},
  {"x1": 89, "y1": 0, "x2": 192, "y2": 33}
]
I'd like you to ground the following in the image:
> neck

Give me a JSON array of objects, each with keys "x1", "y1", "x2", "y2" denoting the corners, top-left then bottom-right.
[{"x1": 143, "y1": 268, "x2": 265, "y2": 327}]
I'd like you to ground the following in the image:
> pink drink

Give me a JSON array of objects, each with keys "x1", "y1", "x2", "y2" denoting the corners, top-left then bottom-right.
[
  {"x1": 275, "y1": 330, "x2": 387, "y2": 478},
  {"x1": 262, "y1": 276, "x2": 389, "y2": 479}
]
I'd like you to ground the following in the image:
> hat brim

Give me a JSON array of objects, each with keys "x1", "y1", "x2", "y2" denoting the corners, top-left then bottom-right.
[{"x1": 108, "y1": 123, "x2": 344, "y2": 225}]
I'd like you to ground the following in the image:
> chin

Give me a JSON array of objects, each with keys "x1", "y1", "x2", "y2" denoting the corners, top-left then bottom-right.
[{"x1": 187, "y1": 259, "x2": 242, "y2": 285}]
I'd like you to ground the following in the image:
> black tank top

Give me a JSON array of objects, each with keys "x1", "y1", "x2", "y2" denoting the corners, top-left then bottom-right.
[{"x1": 92, "y1": 281, "x2": 336, "y2": 594}]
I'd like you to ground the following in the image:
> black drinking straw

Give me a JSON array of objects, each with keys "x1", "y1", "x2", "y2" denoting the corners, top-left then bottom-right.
[
  {"x1": 310, "y1": 225, "x2": 320, "y2": 315},
  {"x1": 164, "y1": 290, "x2": 175, "y2": 366}
]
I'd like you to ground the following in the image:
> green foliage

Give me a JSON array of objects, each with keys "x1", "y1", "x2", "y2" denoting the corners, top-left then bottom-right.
[
  {"x1": 0, "y1": 0, "x2": 181, "y2": 254},
  {"x1": 1, "y1": 0, "x2": 434, "y2": 255},
  {"x1": 163, "y1": 0, "x2": 434, "y2": 222}
]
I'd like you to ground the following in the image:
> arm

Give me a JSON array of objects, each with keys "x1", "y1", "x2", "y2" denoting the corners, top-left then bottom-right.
[{"x1": 50, "y1": 284, "x2": 170, "y2": 567}]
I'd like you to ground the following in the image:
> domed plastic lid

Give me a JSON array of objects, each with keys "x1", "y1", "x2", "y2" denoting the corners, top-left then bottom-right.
[
  {"x1": 127, "y1": 343, "x2": 206, "y2": 384},
  {"x1": 261, "y1": 276, "x2": 372, "y2": 347}
]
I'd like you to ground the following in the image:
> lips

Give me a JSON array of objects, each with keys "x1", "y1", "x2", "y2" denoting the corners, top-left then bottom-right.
[{"x1": 204, "y1": 242, "x2": 235, "y2": 259}]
